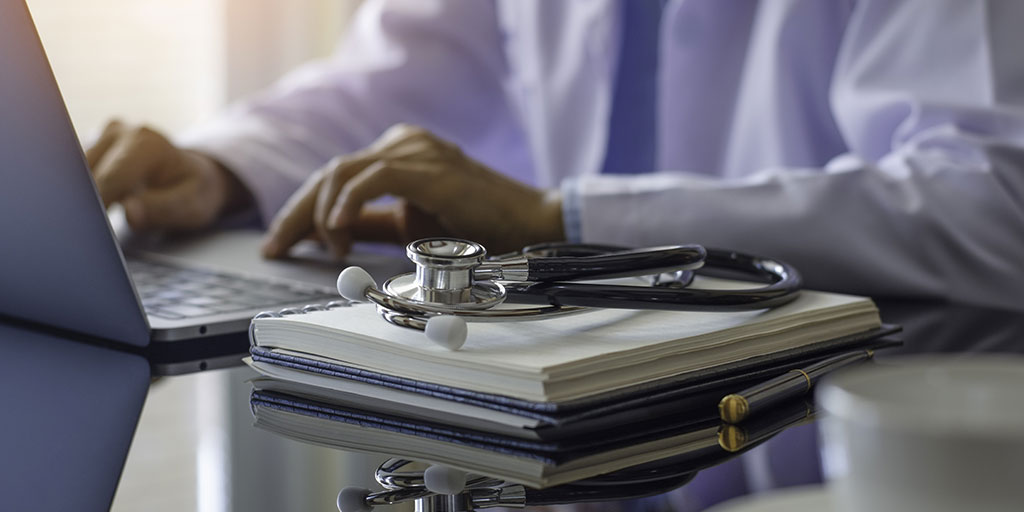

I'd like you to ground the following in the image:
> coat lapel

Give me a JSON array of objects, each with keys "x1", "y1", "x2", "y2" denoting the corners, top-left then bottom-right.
[{"x1": 496, "y1": 0, "x2": 621, "y2": 186}]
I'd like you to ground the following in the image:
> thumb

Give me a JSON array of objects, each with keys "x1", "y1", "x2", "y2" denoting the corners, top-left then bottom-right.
[
  {"x1": 346, "y1": 201, "x2": 449, "y2": 245},
  {"x1": 122, "y1": 181, "x2": 206, "y2": 232},
  {"x1": 92, "y1": 126, "x2": 172, "y2": 208},
  {"x1": 84, "y1": 119, "x2": 125, "y2": 172},
  {"x1": 394, "y1": 200, "x2": 450, "y2": 243}
]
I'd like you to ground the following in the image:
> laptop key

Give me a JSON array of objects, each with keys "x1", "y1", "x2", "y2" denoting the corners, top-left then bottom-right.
[
  {"x1": 230, "y1": 294, "x2": 284, "y2": 307},
  {"x1": 172, "y1": 281, "x2": 209, "y2": 293},
  {"x1": 141, "y1": 298, "x2": 170, "y2": 308},
  {"x1": 182, "y1": 296, "x2": 221, "y2": 307},
  {"x1": 147, "y1": 308, "x2": 184, "y2": 320},
  {"x1": 201, "y1": 287, "x2": 238, "y2": 298},
  {"x1": 136, "y1": 285, "x2": 161, "y2": 296},
  {"x1": 152, "y1": 290, "x2": 188, "y2": 301},
  {"x1": 207, "y1": 302, "x2": 250, "y2": 313},
  {"x1": 159, "y1": 304, "x2": 215, "y2": 318}
]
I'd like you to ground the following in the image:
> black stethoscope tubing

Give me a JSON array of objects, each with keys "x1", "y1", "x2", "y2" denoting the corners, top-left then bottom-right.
[
  {"x1": 500, "y1": 243, "x2": 802, "y2": 312},
  {"x1": 525, "y1": 471, "x2": 697, "y2": 505}
]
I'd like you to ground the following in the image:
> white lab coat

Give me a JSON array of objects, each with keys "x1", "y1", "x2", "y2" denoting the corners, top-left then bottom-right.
[{"x1": 182, "y1": 0, "x2": 1024, "y2": 310}]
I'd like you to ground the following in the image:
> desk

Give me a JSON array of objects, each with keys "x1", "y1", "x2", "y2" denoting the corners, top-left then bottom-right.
[{"x1": 4, "y1": 299, "x2": 1023, "y2": 512}]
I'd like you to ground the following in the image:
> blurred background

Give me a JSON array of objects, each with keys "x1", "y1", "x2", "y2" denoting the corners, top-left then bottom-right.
[
  {"x1": 26, "y1": 1, "x2": 375, "y2": 511},
  {"x1": 30, "y1": 0, "x2": 360, "y2": 136}
]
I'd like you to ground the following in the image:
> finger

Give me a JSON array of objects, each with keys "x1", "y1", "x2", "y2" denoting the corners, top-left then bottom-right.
[
  {"x1": 371, "y1": 124, "x2": 457, "y2": 160},
  {"x1": 121, "y1": 180, "x2": 205, "y2": 231},
  {"x1": 326, "y1": 159, "x2": 445, "y2": 230},
  {"x1": 354, "y1": 201, "x2": 451, "y2": 243},
  {"x1": 84, "y1": 119, "x2": 124, "y2": 171},
  {"x1": 314, "y1": 161, "x2": 402, "y2": 258},
  {"x1": 320, "y1": 161, "x2": 452, "y2": 256},
  {"x1": 394, "y1": 200, "x2": 450, "y2": 242},
  {"x1": 261, "y1": 175, "x2": 321, "y2": 259},
  {"x1": 93, "y1": 127, "x2": 171, "y2": 207},
  {"x1": 339, "y1": 202, "x2": 450, "y2": 245},
  {"x1": 348, "y1": 203, "x2": 404, "y2": 243},
  {"x1": 314, "y1": 155, "x2": 375, "y2": 258}
]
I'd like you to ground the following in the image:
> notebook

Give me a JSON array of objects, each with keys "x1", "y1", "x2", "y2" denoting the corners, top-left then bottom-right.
[
  {"x1": 248, "y1": 278, "x2": 884, "y2": 403},
  {"x1": 245, "y1": 327, "x2": 897, "y2": 436}
]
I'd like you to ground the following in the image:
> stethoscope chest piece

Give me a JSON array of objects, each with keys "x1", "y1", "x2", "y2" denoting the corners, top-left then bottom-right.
[{"x1": 383, "y1": 239, "x2": 507, "y2": 310}]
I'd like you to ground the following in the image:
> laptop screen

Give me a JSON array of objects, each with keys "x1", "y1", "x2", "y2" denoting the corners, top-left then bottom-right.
[{"x1": 0, "y1": 1, "x2": 150, "y2": 346}]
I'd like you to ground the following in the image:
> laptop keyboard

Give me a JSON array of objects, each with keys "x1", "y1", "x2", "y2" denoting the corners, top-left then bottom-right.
[{"x1": 127, "y1": 259, "x2": 336, "y2": 320}]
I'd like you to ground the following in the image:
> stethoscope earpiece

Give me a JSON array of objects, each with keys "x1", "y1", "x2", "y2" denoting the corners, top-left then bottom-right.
[
  {"x1": 424, "y1": 316, "x2": 468, "y2": 351},
  {"x1": 337, "y1": 266, "x2": 377, "y2": 302},
  {"x1": 423, "y1": 465, "x2": 468, "y2": 495},
  {"x1": 337, "y1": 486, "x2": 374, "y2": 512}
]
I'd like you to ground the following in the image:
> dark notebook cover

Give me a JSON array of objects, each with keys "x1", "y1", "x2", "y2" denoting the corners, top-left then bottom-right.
[{"x1": 250, "y1": 324, "x2": 900, "y2": 429}]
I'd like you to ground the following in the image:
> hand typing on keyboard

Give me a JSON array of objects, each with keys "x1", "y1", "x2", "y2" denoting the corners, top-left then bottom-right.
[{"x1": 86, "y1": 121, "x2": 252, "y2": 233}]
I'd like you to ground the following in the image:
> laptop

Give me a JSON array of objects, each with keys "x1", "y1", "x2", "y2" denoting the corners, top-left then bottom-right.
[{"x1": 0, "y1": 1, "x2": 407, "y2": 372}]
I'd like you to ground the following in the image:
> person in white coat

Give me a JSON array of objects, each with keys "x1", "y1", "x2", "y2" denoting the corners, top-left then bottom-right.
[{"x1": 87, "y1": 0, "x2": 1024, "y2": 310}]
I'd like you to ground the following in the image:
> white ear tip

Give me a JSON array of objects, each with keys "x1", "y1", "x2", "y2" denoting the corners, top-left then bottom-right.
[
  {"x1": 337, "y1": 267, "x2": 376, "y2": 301},
  {"x1": 424, "y1": 316, "x2": 468, "y2": 350},
  {"x1": 423, "y1": 465, "x2": 468, "y2": 495},
  {"x1": 337, "y1": 487, "x2": 373, "y2": 512}
]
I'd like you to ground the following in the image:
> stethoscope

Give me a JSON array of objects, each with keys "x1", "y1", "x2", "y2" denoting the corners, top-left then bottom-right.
[
  {"x1": 337, "y1": 458, "x2": 699, "y2": 512},
  {"x1": 337, "y1": 238, "x2": 802, "y2": 350}
]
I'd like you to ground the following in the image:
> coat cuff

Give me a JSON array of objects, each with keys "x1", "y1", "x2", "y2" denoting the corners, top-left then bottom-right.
[{"x1": 560, "y1": 177, "x2": 583, "y2": 243}]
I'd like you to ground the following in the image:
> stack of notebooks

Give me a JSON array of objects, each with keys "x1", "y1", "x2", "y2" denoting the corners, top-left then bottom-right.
[{"x1": 246, "y1": 277, "x2": 898, "y2": 487}]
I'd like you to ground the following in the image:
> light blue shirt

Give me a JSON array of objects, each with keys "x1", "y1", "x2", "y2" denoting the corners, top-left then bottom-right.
[{"x1": 567, "y1": 0, "x2": 665, "y2": 242}]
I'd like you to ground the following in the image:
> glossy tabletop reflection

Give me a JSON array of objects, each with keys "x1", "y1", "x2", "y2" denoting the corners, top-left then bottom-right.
[
  {"x1": 3, "y1": 299, "x2": 1024, "y2": 512},
  {"x1": 0, "y1": 321, "x2": 150, "y2": 512}
]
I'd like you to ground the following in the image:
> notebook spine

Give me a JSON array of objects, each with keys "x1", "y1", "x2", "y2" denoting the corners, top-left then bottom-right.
[{"x1": 249, "y1": 300, "x2": 352, "y2": 347}]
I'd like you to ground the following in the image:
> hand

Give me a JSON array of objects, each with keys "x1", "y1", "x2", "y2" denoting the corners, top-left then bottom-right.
[
  {"x1": 86, "y1": 120, "x2": 250, "y2": 231},
  {"x1": 262, "y1": 124, "x2": 565, "y2": 259}
]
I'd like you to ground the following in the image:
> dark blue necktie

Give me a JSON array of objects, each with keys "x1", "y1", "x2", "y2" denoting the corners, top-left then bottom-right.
[{"x1": 601, "y1": 0, "x2": 664, "y2": 175}]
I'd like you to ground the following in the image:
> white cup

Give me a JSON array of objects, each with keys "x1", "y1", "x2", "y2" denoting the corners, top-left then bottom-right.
[{"x1": 817, "y1": 355, "x2": 1024, "y2": 512}]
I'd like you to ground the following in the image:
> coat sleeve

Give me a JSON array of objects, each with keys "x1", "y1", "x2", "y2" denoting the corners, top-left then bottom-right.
[
  {"x1": 567, "y1": 0, "x2": 1024, "y2": 310},
  {"x1": 177, "y1": 0, "x2": 528, "y2": 224}
]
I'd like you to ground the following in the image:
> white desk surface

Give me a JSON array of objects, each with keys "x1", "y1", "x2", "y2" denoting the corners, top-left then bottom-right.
[{"x1": 705, "y1": 485, "x2": 832, "y2": 512}]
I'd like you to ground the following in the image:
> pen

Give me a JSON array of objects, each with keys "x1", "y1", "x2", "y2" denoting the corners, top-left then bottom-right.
[
  {"x1": 718, "y1": 399, "x2": 815, "y2": 452},
  {"x1": 718, "y1": 348, "x2": 875, "y2": 424}
]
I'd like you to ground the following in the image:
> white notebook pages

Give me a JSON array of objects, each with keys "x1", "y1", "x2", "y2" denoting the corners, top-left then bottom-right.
[{"x1": 250, "y1": 278, "x2": 880, "y2": 403}]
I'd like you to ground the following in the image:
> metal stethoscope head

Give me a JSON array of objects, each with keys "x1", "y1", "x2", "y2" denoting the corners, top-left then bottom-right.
[
  {"x1": 387, "y1": 238, "x2": 514, "y2": 311},
  {"x1": 338, "y1": 238, "x2": 802, "y2": 350}
]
